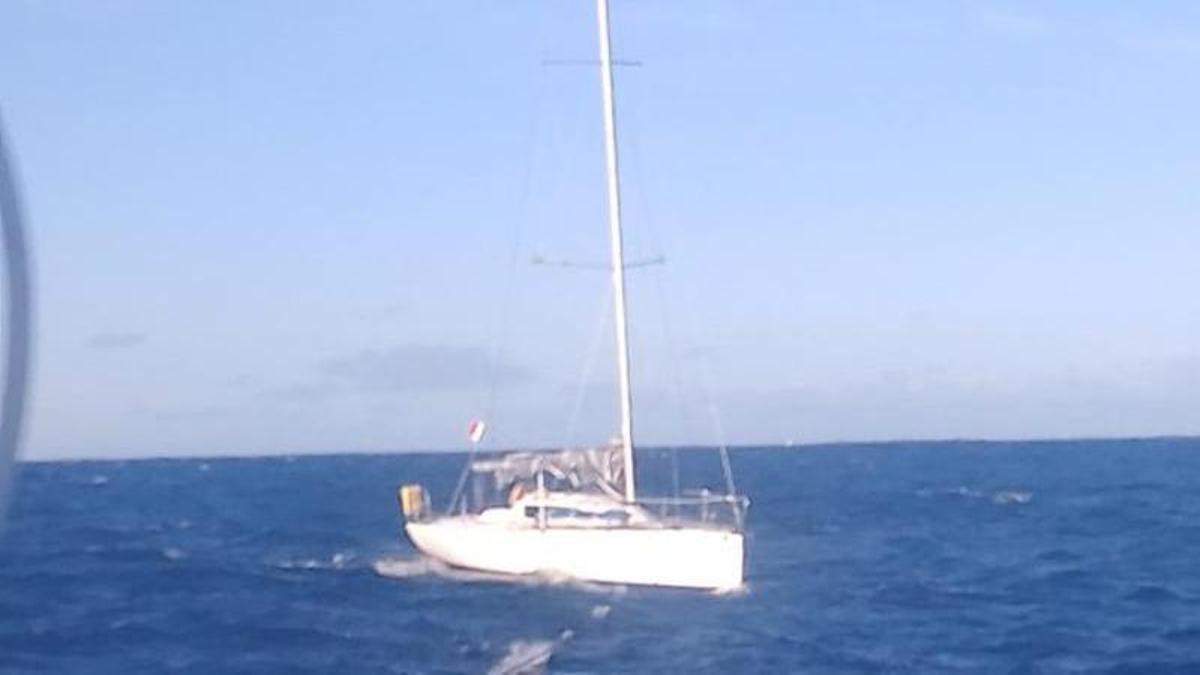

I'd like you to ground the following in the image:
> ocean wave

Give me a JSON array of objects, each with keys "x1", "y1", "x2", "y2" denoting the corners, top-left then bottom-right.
[
  {"x1": 271, "y1": 551, "x2": 355, "y2": 571},
  {"x1": 711, "y1": 583, "x2": 749, "y2": 597},
  {"x1": 590, "y1": 604, "x2": 611, "y2": 620},
  {"x1": 590, "y1": 604, "x2": 612, "y2": 620},
  {"x1": 1035, "y1": 548, "x2": 1079, "y2": 563},
  {"x1": 1163, "y1": 626, "x2": 1200, "y2": 644},
  {"x1": 487, "y1": 639, "x2": 556, "y2": 675},
  {"x1": 532, "y1": 570, "x2": 628, "y2": 595},
  {"x1": 372, "y1": 556, "x2": 446, "y2": 579},
  {"x1": 487, "y1": 631, "x2": 572, "y2": 675},
  {"x1": 372, "y1": 556, "x2": 628, "y2": 594},
  {"x1": 1124, "y1": 584, "x2": 1184, "y2": 604},
  {"x1": 992, "y1": 490, "x2": 1033, "y2": 505},
  {"x1": 373, "y1": 555, "x2": 544, "y2": 587},
  {"x1": 917, "y1": 486, "x2": 986, "y2": 500},
  {"x1": 917, "y1": 486, "x2": 1033, "y2": 505}
]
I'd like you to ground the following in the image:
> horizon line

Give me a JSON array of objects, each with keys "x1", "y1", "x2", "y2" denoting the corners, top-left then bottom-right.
[{"x1": 18, "y1": 433, "x2": 1200, "y2": 464}]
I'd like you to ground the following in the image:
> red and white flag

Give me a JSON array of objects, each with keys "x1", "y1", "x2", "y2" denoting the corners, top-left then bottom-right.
[{"x1": 467, "y1": 419, "x2": 487, "y2": 444}]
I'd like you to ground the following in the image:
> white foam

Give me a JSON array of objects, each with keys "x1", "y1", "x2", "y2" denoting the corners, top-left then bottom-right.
[
  {"x1": 922, "y1": 486, "x2": 1030, "y2": 504},
  {"x1": 277, "y1": 559, "x2": 322, "y2": 570},
  {"x1": 372, "y1": 556, "x2": 628, "y2": 594},
  {"x1": 371, "y1": 555, "x2": 520, "y2": 584},
  {"x1": 590, "y1": 604, "x2": 611, "y2": 620},
  {"x1": 992, "y1": 490, "x2": 1033, "y2": 505},
  {"x1": 530, "y1": 570, "x2": 627, "y2": 595},
  {"x1": 162, "y1": 547, "x2": 187, "y2": 561},
  {"x1": 711, "y1": 583, "x2": 749, "y2": 597},
  {"x1": 487, "y1": 639, "x2": 556, "y2": 675},
  {"x1": 89, "y1": 474, "x2": 109, "y2": 486},
  {"x1": 274, "y1": 551, "x2": 355, "y2": 571},
  {"x1": 372, "y1": 556, "x2": 445, "y2": 579}
]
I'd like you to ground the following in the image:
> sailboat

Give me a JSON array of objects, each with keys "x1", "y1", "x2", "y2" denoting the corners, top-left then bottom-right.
[{"x1": 398, "y1": 0, "x2": 747, "y2": 591}]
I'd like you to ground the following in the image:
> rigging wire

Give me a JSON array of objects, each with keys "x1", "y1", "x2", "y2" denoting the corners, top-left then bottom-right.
[
  {"x1": 448, "y1": 28, "x2": 743, "y2": 521},
  {"x1": 622, "y1": 71, "x2": 739, "y2": 507},
  {"x1": 698, "y1": 355, "x2": 743, "y2": 526},
  {"x1": 563, "y1": 285, "x2": 614, "y2": 447},
  {"x1": 446, "y1": 62, "x2": 548, "y2": 515},
  {"x1": 620, "y1": 66, "x2": 682, "y2": 501}
]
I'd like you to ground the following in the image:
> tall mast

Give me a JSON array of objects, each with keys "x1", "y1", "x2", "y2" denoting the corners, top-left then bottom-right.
[{"x1": 595, "y1": 0, "x2": 636, "y2": 502}]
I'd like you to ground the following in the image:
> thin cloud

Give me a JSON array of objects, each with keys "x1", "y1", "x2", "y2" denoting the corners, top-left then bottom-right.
[
  {"x1": 319, "y1": 344, "x2": 534, "y2": 393},
  {"x1": 969, "y1": 7, "x2": 1200, "y2": 59},
  {"x1": 1121, "y1": 32, "x2": 1200, "y2": 58},
  {"x1": 970, "y1": 5, "x2": 1051, "y2": 39},
  {"x1": 153, "y1": 406, "x2": 235, "y2": 423},
  {"x1": 264, "y1": 381, "x2": 333, "y2": 403},
  {"x1": 714, "y1": 356, "x2": 1200, "y2": 445},
  {"x1": 225, "y1": 373, "x2": 255, "y2": 388},
  {"x1": 86, "y1": 332, "x2": 147, "y2": 350}
]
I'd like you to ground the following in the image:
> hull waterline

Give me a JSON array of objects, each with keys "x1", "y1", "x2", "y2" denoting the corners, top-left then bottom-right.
[{"x1": 406, "y1": 519, "x2": 744, "y2": 591}]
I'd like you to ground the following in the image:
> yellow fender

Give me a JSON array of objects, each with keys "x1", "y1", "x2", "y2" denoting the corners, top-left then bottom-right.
[{"x1": 398, "y1": 484, "x2": 426, "y2": 520}]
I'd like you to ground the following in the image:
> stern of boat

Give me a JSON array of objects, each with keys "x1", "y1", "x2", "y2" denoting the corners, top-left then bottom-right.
[{"x1": 397, "y1": 484, "x2": 432, "y2": 523}]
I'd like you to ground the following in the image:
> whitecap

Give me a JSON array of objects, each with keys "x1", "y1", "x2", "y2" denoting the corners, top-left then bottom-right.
[
  {"x1": 993, "y1": 490, "x2": 1033, "y2": 505},
  {"x1": 529, "y1": 570, "x2": 627, "y2": 595},
  {"x1": 373, "y1": 556, "x2": 523, "y2": 585},
  {"x1": 488, "y1": 632, "x2": 571, "y2": 675},
  {"x1": 711, "y1": 583, "x2": 749, "y2": 597},
  {"x1": 162, "y1": 547, "x2": 187, "y2": 561},
  {"x1": 273, "y1": 552, "x2": 354, "y2": 571},
  {"x1": 372, "y1": 556, "x2": 445, "y2": 579},
  {"x1": 487, "y1": 640, "x2": 555, "y2": 675},
  {"x1": 922, "y1": 486, "x2": 987, "y2": 500},
  {"x1": 89, "y1": 474, "x2": 109, "y2": 486},
  {"x1": 590, "y1": 604, "x2": 611, "y2": 620},
  {"x1": 372, "y1": 556, "x2": 627, "y2": 594}
]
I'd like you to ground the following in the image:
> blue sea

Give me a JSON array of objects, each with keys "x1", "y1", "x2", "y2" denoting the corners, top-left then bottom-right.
[{"x1": 3, "y1": 439, "x2": 1200, "y2": 673}]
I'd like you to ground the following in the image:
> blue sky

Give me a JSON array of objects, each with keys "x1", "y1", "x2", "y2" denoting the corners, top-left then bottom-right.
[{"x1": 3, "y1": 1, "x2": 1200, "y2": 459}]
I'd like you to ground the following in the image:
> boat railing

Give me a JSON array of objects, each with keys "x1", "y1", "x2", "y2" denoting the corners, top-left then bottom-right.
[{"x1": 635, "y1": 490, "x2": 749, "y2": 531}]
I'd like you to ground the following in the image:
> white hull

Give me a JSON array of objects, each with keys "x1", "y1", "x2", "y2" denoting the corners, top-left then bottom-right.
[{"x1": 406, "y1": 518, "x2": 744, "y2": 591}]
